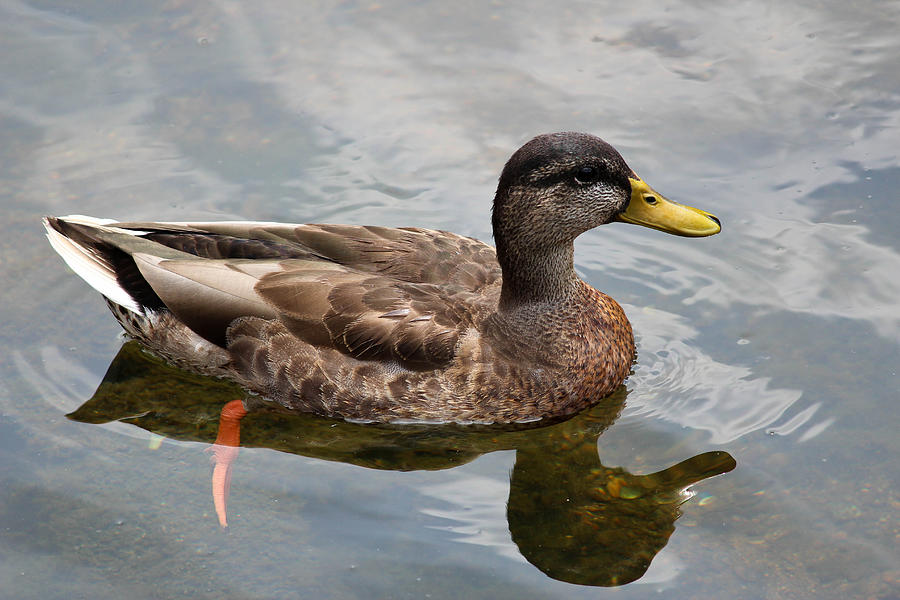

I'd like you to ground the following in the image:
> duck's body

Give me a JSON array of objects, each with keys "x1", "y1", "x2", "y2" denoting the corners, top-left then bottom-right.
[{"x1": 45, "y1": 132, "x2": 720, "y2": 424}]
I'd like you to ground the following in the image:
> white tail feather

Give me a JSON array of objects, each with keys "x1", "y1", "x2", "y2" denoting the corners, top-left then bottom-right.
[{"x1": 43, "y1": 216, "x2": 143, "y2": 314}]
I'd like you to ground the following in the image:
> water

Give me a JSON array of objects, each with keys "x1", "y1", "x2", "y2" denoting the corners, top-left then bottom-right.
[{"x1": 2, "y1": 1, "x2": 899, "y2": 598}]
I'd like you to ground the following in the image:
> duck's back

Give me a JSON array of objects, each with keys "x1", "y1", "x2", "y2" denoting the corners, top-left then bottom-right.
[{"x1": 121, "y1": 221, "x2": 502, "y2": 289}]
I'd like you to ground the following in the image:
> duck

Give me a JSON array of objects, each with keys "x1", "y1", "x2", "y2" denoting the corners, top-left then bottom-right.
[{"x1": 44, "y1": 132, "x2": 720, "y2": 425}]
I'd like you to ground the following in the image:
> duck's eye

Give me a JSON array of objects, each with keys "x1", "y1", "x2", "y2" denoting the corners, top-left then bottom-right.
[{"x1": 574, "y1": 166, "x2": 599, "y2": 185}]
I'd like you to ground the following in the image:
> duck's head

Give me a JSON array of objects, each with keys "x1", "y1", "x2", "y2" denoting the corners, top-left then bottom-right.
[{"x1": 492, "y1": 132, "x2": 721, "y2": 255}]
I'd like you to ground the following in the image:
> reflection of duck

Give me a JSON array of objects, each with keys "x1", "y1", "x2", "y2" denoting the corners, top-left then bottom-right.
[
  {"x1": 509, "y1": 441, "x2": 735, "y2": 586},
  {"x1": 45, "y1": 132, "x2": 720, "y2": 424},
  {"x1": 71, "y1": 342, "x2": 735, "y2": 587}
]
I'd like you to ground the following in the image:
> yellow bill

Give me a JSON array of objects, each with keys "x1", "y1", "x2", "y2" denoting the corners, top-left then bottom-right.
[{"x1": 617, "y1": 177, "x2": 721, "y2": 237}]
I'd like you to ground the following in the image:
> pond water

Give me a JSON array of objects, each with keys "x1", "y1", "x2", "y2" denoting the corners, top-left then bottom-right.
[{"x1": 2, "y1": 1, "x2": 898, "y2": 598}]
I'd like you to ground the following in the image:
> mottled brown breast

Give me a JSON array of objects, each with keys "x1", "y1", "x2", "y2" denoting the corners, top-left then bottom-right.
[
  {"x1": 471, "y1": 281, "x2": 636, "y2": 420},
  {"x1": 567, "y1": 283, "x2": 635, "y2": 401}
]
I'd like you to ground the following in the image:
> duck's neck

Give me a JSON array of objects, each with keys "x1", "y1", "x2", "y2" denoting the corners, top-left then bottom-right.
[{"x1": 496, "y1": 240, "x2": 581, "y2": 310}]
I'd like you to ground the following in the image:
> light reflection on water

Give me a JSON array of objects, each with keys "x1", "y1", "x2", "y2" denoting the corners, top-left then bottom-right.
[
  {"x1": 626, "y1": 307, "x2": 807, "y2": 444},
  {"x1": 2, "y1": 0, "x2": 899, "y2": 598}
]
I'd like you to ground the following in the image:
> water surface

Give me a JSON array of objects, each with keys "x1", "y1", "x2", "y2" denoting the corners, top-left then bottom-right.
[{"x1": 2, "y1": 1, "x2": 898, "y2": 598}]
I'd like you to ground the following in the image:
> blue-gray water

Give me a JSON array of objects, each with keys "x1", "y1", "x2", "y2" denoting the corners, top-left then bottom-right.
[{"x1": 2, "y1": 1, "x2": 898, "y2": 598}]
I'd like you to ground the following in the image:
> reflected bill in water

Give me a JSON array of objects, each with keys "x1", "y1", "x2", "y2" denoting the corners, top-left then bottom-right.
[{"x1": 69, "y1": 341, "x2": 736, "y2": 587}]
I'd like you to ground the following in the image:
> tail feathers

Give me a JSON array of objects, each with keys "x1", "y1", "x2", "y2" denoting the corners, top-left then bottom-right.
[{"x1": 44, "y1": 216, "x2": 144, "y2": 314}]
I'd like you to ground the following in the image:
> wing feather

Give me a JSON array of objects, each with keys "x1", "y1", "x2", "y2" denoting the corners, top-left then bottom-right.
[
  {"x1": 255, "y1": 265, "x2": 496, "y2": 370},
  {"x1": 49, "y1": 217, "x2": 503, "y2": 368}
]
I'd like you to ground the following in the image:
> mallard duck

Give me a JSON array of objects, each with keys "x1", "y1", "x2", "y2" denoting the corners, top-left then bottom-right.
[{"x1": 44, "y1": 132, "x2": 720, "y2": 425}]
